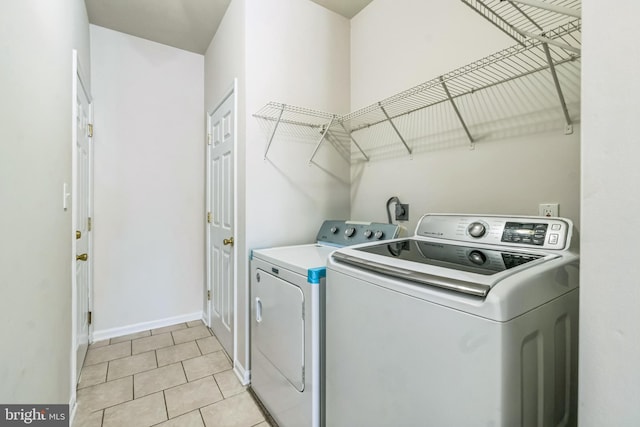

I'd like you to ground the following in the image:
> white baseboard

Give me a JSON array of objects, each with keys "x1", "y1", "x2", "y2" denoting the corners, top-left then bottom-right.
[
  {"x1": 92, "y1": 311, "x2": 203, "y2": 342},
  {"x1": 234, "y1": 360, "x2": 250, "y2": 386}
]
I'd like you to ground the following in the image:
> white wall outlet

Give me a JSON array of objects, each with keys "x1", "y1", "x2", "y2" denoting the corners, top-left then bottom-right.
[{"x1": 539, "y1": 203, "x2": 559, "y2": 217}]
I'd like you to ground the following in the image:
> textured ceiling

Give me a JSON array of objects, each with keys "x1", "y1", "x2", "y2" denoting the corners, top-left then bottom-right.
[{"x1": 85, "y1": 0, "x2": 374, "y2": 54}]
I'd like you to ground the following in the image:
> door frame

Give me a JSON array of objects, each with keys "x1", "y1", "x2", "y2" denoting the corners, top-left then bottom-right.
[
  {"x1": 70, "y1": 49, "x2": 94, "y2": 407},
  {"x1": 205, "y1": 79, "x2": 238, "y2": 360}
]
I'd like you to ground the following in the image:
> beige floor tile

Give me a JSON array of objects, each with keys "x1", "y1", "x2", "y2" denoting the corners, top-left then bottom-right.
[
  {"x1": 172, "y1": 325, "x2": 211, "y2": 344},
  {"x1": 110, "y1": 330, "x2": 151, "y2": 344},
  {"x1": 84, "y1": 341, "x2": 131, "y2": 366},
  {"x1": 152, "y1": 323, "x2": 188, "y2": 335},
  {"x1": 132, "y1": 332, "x2": 174, "y2": 355},
  {"x1": 78, "y1": 362, "x2": 108, "y2": 389},
  {"x1": 71, "y1": 408, "x2": 103, "y2": 427},
  {"x1": 157, "y1": 341, "x2": 201, "y2": 367},
  {"x1": 164, "y1": 376, "x2": 223, "y2": 418},
  {"x1": 200, "y1": 392, "x2": 265, "y2": 427},
  {"x1": 214, "y1": 370, "x2": 245, "y2": 398},
  {"x1": 107, "y1": 351, "x2": 157, "y2": 381},
  {"x1": 76, "y1": 376, "x2": 133, "y2": 413},
  {"x1": 89, "y1": 339, "x2": 110, "y2": 349},
  {"x1": 134, "y1": 362, "x2": 186, "y2": 398},
  {"x1": 182, "y1": 351, "x2": 231, "y2": 382},
  {"x1": 187, "y1": 319, "x2": 204, "y2": 327},
  {"x1": 155, "y1": 410, "x2": 204, "y2": 427},
  {"x1": 253, "y1": 423, "x2": 270, "y2": 427},
  {"x1": 196, "y1": 336, "x2": 223, "y2": 355},
  {"x1": 103, "y1": 391, "x2": 167, "y2": 427}
]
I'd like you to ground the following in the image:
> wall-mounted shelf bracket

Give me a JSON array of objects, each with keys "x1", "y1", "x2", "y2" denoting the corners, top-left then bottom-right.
[
  {"x1": 379, "y1": 103, "x2": 412, "y2": 156},
  {"x1": 308, "y1": 115, "x2": 336, "y2": 164},
  {"x1": 264, "y1": 104, "x2": 285, "y2": 159},
  {"x1": 440, "y1": 76, "x2": 475, "y2": 148},
  {"x1": 341, "y1": 123, "x2": 369, "y2": 161},
  {"x1": 542, "y1": 43, "x2": 573, "y2": 134}
]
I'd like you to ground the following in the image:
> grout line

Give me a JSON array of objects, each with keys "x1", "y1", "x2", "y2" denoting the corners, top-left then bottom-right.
[
  {"x1": 162, "y1": 390, "x2": 169, "y2": 421},
  {"x1": 199, "y1": 407, "x2": 207, "y2": 426},
  {"x1": 100, "y1": 409, "x2": 105, "y2": 427}
]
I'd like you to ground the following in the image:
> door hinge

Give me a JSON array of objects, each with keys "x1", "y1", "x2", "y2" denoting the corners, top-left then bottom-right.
[
  {"x1": 88, "y1": 311, "x2": 92, "y2": 325},
  {"x1": 207, "y1": 290, "x2": 211, "y2": 301},
  {"x1": 88, "y1": 123, "x2": 94, "y2": 138},
  {"x1": 88, "y1": 217, "x2": 92, "y2": 231},
  {"x1": 207, "y1": 212, "x2": 212, "y2": 223},
  {"x1": 207, "y1": 134, "x2": 212, "y2": 145}
]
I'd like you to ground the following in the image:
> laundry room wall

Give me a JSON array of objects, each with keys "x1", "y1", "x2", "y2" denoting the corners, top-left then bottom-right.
[
  {"x1": 220, "y1": 0, "x2": 350, "y2": 381},
  {"x1": 580, "y1": 0, "x2": 640, "y2": 424},
  {"x1": 90, "y1": 25, "x2": 205, "y2": 337},
  {"x1": 0, "y1": 0, "x2": 90, "y2": 403},
  {"x1": 349, "y1": 0, "x2": 581, "y2": 231}
]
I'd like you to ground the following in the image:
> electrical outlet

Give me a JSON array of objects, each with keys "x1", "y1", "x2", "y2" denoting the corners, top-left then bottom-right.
[
  {"x1": 395, "y1": 203, "x2": 409, "y2": 221},
  {"x1": 539, "y1": 203, "x2": 559, "y2": 217}
]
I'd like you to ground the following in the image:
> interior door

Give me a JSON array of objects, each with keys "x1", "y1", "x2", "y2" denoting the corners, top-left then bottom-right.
[
  {"x1": 207, "y1": 88, "x2": 235, "y2": 356},
  {"x1": 73, "y1": 51, "x2": 92, "y2": 382}
]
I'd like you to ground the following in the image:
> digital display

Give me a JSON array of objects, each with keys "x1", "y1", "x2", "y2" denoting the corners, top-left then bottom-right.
[{"x1": 501, "y1": 222, "x2": 547, "y2": 246}]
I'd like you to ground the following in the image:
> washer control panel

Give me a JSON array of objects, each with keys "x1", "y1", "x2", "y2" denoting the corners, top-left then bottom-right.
[
  {"x1": 416, "y1": 214, "x2": 573, "y2": 250},
  {"x1": 317, "y1": 220, "x2": 401, "y2": 246}
]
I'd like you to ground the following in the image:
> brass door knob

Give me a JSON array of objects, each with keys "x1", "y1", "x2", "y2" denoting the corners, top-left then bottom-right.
[
  {"x1": 76, "y1": 253, "x2": 88, "y2": 261},
  {"x1": 223, "y1": 237, "x2": 234, "y2": 246}
]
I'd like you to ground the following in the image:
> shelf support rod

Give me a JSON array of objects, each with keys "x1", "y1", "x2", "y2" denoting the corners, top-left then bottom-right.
[
  {"x1": 506, "y1": 0, "x2": 580, "y2": 18},
  {"x1": 517, "y1": 29, "x2": 581, "y2": 54},
  {"x1": 264, "y1": 104, "x2": 285, "y2": 159},
  {"x1": 308, "y1": 115, "x2": 336, "y2": 164},
  {"x1": 340, "y1": 123, "x2": 369, "y2": 161},
  {"x1": 542, "y1": 43, "x2": 573, "y2": 134},
  {"x1": 379, "y1": 103, "x2": 412, "y2": 155},
  {"x1": 440, "y1": 76, "x2": 475, "y2": 146}
]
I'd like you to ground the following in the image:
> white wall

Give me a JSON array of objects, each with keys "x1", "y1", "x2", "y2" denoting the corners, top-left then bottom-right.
[
  {"x1": 579, "y1": 0, "x2": 640, "y2": 424},
  {"x1": 90, "y1": 25, "x2": 205, "y2": 335},
  {"x1": 0, "y1": 0, "x2": 90, "y2": 403},
  {"x1": 350, "y1": 0, "x2": 581, "y2": 232},
  {"x1": 204, "y1": 0, "x2": 351, "y2": 379}
]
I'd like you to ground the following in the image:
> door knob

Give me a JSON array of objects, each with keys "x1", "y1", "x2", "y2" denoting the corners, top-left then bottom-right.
[
  {"x1": 76, "y1": 230, "x2": 81, "y2": 239},
  {"x1": 76, "y1": 253, "x2": 88, "y2": 261},
  {"x1": 223, "y1": 237, "x2": 234, "y2": 246}
]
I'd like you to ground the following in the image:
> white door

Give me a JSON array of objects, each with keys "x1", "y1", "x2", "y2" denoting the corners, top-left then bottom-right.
[
  {"x1": 206, "y1": 87, "x2": 236, "y2": 355},
  {"x1": 72, "y1": 51, "x2": 93, "y2": 383}
]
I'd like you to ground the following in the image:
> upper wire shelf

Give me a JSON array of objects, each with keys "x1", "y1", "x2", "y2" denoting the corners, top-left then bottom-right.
[{"x1": 253, "y1": 0, "x2": 581, "y2": 163}]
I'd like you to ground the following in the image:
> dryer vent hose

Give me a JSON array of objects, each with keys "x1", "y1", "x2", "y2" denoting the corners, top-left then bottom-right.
[{"x1": 386, "y1": 196, "x2": 401, "y2": 224}]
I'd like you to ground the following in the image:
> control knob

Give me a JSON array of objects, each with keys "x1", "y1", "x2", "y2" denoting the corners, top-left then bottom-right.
[
  {"x1": 344, "y1": 227, "x2": 356, "y2": 238},
  {"x1": 468, "y1": 250, "x2": 487, "y2": 265},
  {"x1": 374, "y1": 230, "x2": 384, "y2": 240},
  {"x1": 330, "y1": 226, "x2": 339, "y2": 234},
  {"x1": 363, "y1": 229, "x2": 373, "y2": 238},
  {"x1": 467, "y1": 222, "x2": 487, "y2": 238}
]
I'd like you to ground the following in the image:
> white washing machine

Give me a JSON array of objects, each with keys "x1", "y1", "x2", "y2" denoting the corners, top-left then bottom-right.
[
  {"x1": 250, "y1": 220, "x2": 401, "y2": 427},
  {"x1": 325, "y1": 214, "x2": 580, "y2": 427}
]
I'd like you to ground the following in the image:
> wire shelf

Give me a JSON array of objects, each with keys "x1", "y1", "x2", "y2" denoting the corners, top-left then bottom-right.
[{"x1": 253, "y1": 1, "x2": 581, "y2": 163}]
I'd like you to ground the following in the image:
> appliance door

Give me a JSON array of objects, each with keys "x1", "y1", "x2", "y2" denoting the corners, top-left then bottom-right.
[
  {"x1": 332, "y1": 239, "x2": 550, "y2": 297},
  {"x1": 253, "y1": 269, "x2": 305, "y2": 391}
]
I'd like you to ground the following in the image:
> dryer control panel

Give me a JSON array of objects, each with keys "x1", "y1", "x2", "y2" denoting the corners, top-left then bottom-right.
[
  {"x1": 415, "y1": 214, "x2": 573, "y2": 251},
  {"x1": 317, "y1": 220, "x2": 402, "y2": 247}
]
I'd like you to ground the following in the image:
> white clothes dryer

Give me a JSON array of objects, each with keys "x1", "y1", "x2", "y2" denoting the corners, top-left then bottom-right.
[{"x1": 250, "y1": 220, "x2": 401, "y2": 427}]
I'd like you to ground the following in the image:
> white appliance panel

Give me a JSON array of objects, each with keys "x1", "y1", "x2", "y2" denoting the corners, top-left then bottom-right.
[{"x1": 254, "y1": 269, "x2": 305, "y2": 391}]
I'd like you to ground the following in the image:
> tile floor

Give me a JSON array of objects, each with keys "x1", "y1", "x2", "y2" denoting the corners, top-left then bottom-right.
[{"x1": 72, "y1": 320, "x2": 270, "y2": 427}]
